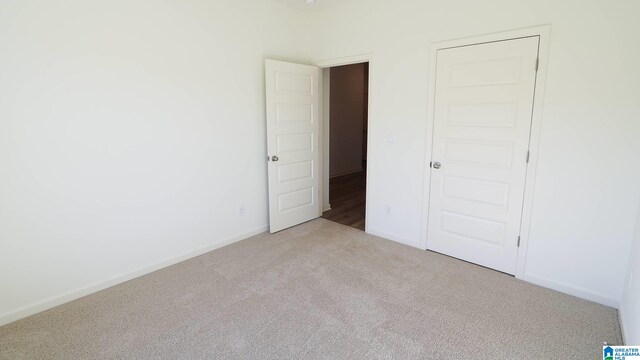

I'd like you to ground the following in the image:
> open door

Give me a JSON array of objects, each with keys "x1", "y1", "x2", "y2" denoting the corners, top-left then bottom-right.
[{"x1": 265, "y1": 60, "x2": 321, "y2": 233}]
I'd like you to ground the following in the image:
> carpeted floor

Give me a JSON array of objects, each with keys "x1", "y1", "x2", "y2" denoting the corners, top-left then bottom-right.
[{"x1": 0, "y1": 219, "x2": 622, "y2": 359}]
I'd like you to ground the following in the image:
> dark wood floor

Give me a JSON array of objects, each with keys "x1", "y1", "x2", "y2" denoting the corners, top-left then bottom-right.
[{"x1": 322, "y1": 170, "x2": 366, "y2": 231}]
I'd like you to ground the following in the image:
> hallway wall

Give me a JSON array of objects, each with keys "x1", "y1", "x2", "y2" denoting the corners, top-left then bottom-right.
[{"x1": 329, "y1": 63, "x2": 367, "y2": 178}]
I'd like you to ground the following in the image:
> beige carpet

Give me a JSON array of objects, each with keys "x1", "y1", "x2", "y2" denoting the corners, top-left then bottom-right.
[{"x1": 0, "y1": 219, "x2": 622, "y2": 359}]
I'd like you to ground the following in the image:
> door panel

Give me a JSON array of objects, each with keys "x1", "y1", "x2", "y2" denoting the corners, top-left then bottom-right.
[
  {"x1": 427, "y1": 37, "x2": 540, "y2": 274},
  {"x1": 266, "y1": 60, "x2": 320, "y2": 233}
]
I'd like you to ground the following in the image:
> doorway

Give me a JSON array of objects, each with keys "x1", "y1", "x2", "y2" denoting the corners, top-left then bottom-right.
[{"x1": 321, "y1": 62, "x2": 369, "y2": 231}]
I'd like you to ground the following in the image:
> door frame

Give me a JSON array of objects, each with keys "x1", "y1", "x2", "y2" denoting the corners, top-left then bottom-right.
[
  {"x1": 316, "y1": 53, "x2": 373, "y2": 232},
  {"x1": 419, "y1": 25, "x2": 551, "y2": 279}
]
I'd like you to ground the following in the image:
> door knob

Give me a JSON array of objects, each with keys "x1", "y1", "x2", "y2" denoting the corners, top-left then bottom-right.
[
  {"x1": 271, "y1": 155, "x2": 279, "y2": 162},
  {"x1": 432, "y1": 161, "x2": 441, "y2": 169}
]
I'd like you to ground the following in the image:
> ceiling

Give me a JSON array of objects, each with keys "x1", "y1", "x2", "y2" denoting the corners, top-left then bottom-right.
[{"x1": 270, "y1": 0, "x2": 348, "y2": 12}]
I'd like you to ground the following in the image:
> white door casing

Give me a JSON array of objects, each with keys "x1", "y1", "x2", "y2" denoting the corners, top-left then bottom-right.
[
  {"x1": 265, "y1": 60, "x2": 321, "y2": 233},
  {"x1": 427, "y1": 37, "x2": 540, "y2": 274}
]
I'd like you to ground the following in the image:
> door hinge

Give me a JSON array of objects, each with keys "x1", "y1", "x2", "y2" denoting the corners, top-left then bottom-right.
[
  {"x1": 535, "y1": 58, "x2": 539, "y2": 71},
  {"x1": 517, "y1": 235, "x2": 521, "y2": 247},
  {"x1": 526, "y1": 150, "x2": 530, "y2": 163}
]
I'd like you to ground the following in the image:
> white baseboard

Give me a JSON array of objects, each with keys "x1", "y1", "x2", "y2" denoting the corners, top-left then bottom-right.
[
  {"x1": 619, "y1": 307, "x2": 628, "y2": 345},
  {"x1": 522, "y1": 273, "x2": 619, "y2": 308},
  {"x1": 0, "y1": 225, "x2": 268, "y2": 327},
  {"x1": 366, "y1": 227, "x2": 425, "y2": 250}
]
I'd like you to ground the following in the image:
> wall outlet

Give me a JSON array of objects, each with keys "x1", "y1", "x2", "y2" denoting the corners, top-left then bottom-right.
[
  {"x1": 239, "y1": 206, "x2": 246, "y2": 216},
  {"x1": 385, "y1": 205, "x2": 391, "y2": 215}
]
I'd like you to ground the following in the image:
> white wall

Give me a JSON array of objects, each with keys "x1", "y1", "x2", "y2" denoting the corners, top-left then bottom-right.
[
  {"x1": 0, "y1": 0, "x2": 311, "y2": 325},
  {"x1": 308, "y1": 0, "x2": 640, "y2": 306},
  {"x1": 329, "y1": 63, "x2": 366, "y2": 177},
  {"x1": 621, "y1": 200, "x2": 640, "y2": 344}
]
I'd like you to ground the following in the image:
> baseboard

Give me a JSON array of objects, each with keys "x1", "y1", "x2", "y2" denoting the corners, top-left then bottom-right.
[
  {"x1": 367, "y1": 227, "x2": 425, "y2": 250},
  {"x1": 619, "y1": 307, "x2": 628, "y2": 345},
  {"x1": 0, "y1": 225, "x2": 268, "y2": 327},
  {"x1": 329, "y1": 167, "x2": 363, "y2": 179},
  {"x1": 522, "y1": 273, "x2": 620, "y2": 308}
]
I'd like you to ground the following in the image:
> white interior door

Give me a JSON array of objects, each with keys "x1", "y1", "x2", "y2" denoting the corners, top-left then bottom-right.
[
  {"x1": 427, "y1": 37, "x2": 540, "y2": 274},
  {"x1": 265, "y1": 60, "x2": 321, "y2": 233}
]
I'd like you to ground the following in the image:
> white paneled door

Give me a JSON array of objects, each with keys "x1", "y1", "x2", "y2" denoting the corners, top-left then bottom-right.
[
  {"x1": 427, "y1": 37, "x2": 540, "y2": 274},
  {"x1": 265, "y1": 60, "x2": 321, "y2": 233}
]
